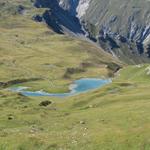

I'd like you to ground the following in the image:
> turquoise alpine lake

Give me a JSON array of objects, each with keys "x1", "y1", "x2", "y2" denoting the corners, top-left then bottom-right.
[{"x1": 9, "y1": 78, "x2": 111, "y2": 97}]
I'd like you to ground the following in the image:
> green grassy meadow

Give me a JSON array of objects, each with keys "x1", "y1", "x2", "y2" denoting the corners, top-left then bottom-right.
[
  {"x1": 0, "y1": 64, "x2": 150, "y2": 150},
  {"x1": 0, "y1": 1, "x2": 150, "y2": 150},
  {"x1": 0, "y1": 0, "x2": 120, "y2": 91}
]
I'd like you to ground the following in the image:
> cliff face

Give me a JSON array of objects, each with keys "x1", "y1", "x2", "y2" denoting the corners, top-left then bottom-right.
[
  {"x1": 34, "y1": 0, "x2": 85, "y2": 35},
  {"x1": 34, "y1": 0, "x2": 150, "y2": 63},
  {"x1": 58, "y1": 0, "x2": 90, "y2": 18},
  {"x1": 80, "y1": 0, "x2": 150, "y2": 63}
]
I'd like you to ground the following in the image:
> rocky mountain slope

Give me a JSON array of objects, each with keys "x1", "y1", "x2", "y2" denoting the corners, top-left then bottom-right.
[
  {"x1": 80, "y1": 0, "x2": 150, "y2": 63},
  {"x1": 34, "y1": 0, "x2": 150, "y2": 64}
]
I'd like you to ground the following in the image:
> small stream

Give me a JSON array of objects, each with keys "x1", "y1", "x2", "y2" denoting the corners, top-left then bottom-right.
[{"x1": 9, "y1": 78, "x2": 111, "y2": 97}]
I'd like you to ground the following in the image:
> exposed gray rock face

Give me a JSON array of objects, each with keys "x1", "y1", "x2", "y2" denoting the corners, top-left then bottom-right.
[
  {"x1": 58, "y1": 0, "x2": 78, "y2": 16},
  {"x1": 79, "y1": 0, "x2": 150, "y2": 62},
  {"x1": 57, "y1": 0, "x2": 91, "y2": 18},
  {"x1": 34, "y1": 0, "x2": 150, "y2": 63},
  {"x1": 76, "y1": 0, "x2": 91, "y2": 18}
]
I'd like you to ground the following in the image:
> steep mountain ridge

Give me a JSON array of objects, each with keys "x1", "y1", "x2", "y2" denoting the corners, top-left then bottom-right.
[
  {"x1": 34, "y1": 0, "x2": 150, "y2": 63},
  {"x1": 81, "y1": 0, "x2": 150, "y2": 60}
]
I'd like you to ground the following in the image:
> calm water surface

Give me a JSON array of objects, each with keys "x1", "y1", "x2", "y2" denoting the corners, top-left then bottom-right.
[{"x1": 9, "y1": 78, "x2": 111, "y2": 97}]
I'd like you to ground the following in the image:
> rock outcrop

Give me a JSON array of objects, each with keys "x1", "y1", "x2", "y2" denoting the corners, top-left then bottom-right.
[{"x1": 34, "y1": 0, "x2": 150, "y2": 63}]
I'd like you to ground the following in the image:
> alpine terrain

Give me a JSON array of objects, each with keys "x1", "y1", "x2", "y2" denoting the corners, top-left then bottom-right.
[{"x1": 0, "y1": 0, "x2": 150, "y2": 149}]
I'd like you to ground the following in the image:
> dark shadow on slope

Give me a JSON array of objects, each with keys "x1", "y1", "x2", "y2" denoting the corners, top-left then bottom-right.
[{"x1": 34, "y1": 0, "x2": 84, "y2": 35}]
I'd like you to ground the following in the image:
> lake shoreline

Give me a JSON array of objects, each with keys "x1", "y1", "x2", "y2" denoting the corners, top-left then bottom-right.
[{"x1": 8, "y1": 78, "x2": 111, "y2": 97}]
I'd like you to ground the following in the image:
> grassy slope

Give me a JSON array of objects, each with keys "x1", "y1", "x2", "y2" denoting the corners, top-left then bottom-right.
[
  {"x1": 0, "y1": 0, "x2": 120, "y2": 93},
  {"x1": 0, "y1": 1, "x2": 150, "y2": 150},
  {"x1": 0, "y1": 65, "x2": 150, "y2": 150}
]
